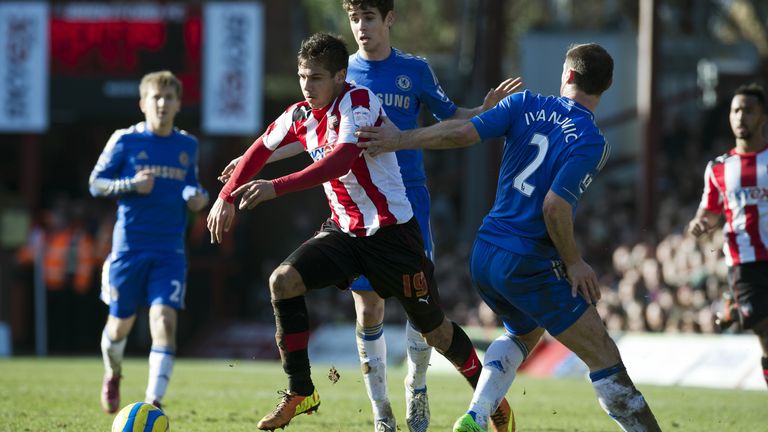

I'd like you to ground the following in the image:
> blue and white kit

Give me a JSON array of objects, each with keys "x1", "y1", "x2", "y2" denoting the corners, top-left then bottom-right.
[
  {"x1": 469, "y1": 90, "x2": 610, "y2": 336},
  {"x1": 89, "y1": 122, "x2": 207, "y2": 317}
]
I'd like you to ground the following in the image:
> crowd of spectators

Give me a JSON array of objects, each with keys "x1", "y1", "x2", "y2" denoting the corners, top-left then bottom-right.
[{"x1": 8, "y1": 107, "x2": 743, "y2": 357}]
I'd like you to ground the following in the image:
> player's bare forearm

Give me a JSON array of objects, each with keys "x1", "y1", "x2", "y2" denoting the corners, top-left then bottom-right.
[
  {"x1": 542, "y1": 191, "x2": 600, "y2": 303},
  {"x1": 543, "y1": 192, "x2": 581, "y2": 266},
  {"x1": 451, "y1": 106, "x2": 483, "y2": 120},
  {"x1": 357, "y1": 120, "x2": 480, "y2": 156},
  {"x1": 687, "y1": 208, "x2": 720, "y2": 237}
]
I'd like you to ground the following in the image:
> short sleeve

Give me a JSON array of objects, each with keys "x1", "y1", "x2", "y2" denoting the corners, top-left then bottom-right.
[
  {"x1": 550, "y1": 139, "x2": 610, "y2": 207},
  {"x1": 337, "y1": 88, "x2": 382, "y2": 145},
  {"x1": 470, "y1": 92, "x2": 525, "y2": 141},
  {"x1": 699, "y1": 161, "x2": 724, "y2": 214}
]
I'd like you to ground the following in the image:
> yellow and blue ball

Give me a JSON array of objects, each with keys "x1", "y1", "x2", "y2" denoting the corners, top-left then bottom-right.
[{"x1": 112, "y1": 402, "x2": 169, "y2": 432}]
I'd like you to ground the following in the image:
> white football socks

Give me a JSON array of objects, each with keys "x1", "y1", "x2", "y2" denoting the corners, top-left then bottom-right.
[
  {"x1": 145, "y1": 346, "x2": 175, "y2": 404},
  {"x1": 101, "y1": 329, "x2": 127, "y2": 378},
  {"x1": 404, "y1": 321, "x2": 432, "y2": 392},
  {"x1": 356, "y1": 322, "x2": 391, "y2": 420},
  {"x1": 468, "y1": 333, "x2": 527, "y2": 428},
  {"x1": 592, "y1": 368, "x2": 659, "y2": 432}
]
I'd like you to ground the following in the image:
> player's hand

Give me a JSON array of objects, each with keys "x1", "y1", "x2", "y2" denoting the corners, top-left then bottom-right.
[
  {"x1": 133, "y1": 169, "x2": 155, "y2": 194},
  {"x1": 207, "y1": 197, "x2": 235, "y2": 244},
  {"x1": 482, "y1": 77, "x2": 523, "y2": 111},
  {"x1": 565, "y1": 258, "x2": 600, "y2": 305},
  {"x1": 356, "y1": 117, "x2": 402, "y2": 157},
  {"x1": 687, "y1": 216, "x2": 714, "y2": 238},
  {"x1": 185, "y1": 190, "x2": 209, "y2": 212},
  {"x1": 218, "y1": 156, "x2": 243, "y2": 183},
  {"x1": 231, "y1": 179, "x2": 276, "y2": 210}
]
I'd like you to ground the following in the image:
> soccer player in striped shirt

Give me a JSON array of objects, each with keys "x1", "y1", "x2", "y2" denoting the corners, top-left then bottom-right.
[
  {"x1": 207, "y1": 32, "x2": 512, "y2": 431},
  {"x1": 688, "y1": 83, "x2": 768, "y2": 389},
  {"x1": 342, "y1": 1, "x2": 520, "y2": 431},
  {"x1": 89, "y1": 71, "x2": 209, "y2": 414},
  {"x1": 358, "y1": 43, "x2": 661, "y2": 432}
]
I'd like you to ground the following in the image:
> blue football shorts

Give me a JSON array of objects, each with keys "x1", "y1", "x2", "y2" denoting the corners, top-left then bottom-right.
[
  {"x1": 100, "y1": 250, "x2": 187, "y2": 318},
  {"x1": 469, "y1": 238, "x2": 588, "y2": 336},
  {"x1": 351, "y1": 185, "x2": 434, "y2": 292}
]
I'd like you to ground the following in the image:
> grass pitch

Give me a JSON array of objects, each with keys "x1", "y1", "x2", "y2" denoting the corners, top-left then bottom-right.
[{"x1": 1, "y1": 357, "x2": 765, "y2": 431}]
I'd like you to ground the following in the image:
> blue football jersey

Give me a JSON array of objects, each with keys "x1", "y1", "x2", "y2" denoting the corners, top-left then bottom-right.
[
  {"x1": 89, "y1": 122, "x2": 207, "y2": 252},
  {"x1": 347, "y1": 48, "x2": 458, "y2": 187},
  {"x1": 470, "y1": 90, "x2": 610, "y2": 259}
]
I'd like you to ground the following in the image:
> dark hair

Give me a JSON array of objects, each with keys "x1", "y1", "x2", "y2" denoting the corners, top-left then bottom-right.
[
  {"x1": 565, "y1": 43, "x2": 613, "y2": 95},
  {"x1": 342, "y1": 0, "x2": 394, "y2": 18},
  {"x1": 297, "y1": 33, "x2": 349, "y2": 75},
  {"x1": 734, "y1": 83, "x2": 767, "y2": 112}
]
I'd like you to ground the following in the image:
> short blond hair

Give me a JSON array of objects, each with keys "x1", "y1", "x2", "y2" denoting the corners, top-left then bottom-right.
[{"x1": 139, "y1": 70, "x2": 182, "y2": 99}]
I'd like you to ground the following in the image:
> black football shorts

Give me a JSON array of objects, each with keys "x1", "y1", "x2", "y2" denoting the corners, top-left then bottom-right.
[
  {"x1": 729, "y1": 262, "x2": 768, "y2": 329},
  {"x1": 282, "y1": 217, "x2": 445, "y2": 333}
]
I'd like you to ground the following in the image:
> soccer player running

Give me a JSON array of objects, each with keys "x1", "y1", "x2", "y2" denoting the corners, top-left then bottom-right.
[
  {"x1": 342, "y1": 1, "x2": 520, "y2": 431},
  {"x1": 89, "y1": 71, "x2": 209, "y2": 413},
  {"x1": 357, "y1": 43, "x2": 661, "y2": 432},
  {"x1": 688, "y1": 83, "x2": 768, "y2": 390},
  {"x1": 207, "y1": 33, "x2": 514, "y2": 432}
]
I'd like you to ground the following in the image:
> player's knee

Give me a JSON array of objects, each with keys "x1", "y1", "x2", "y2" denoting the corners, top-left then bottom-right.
[
  {"x1": 269, "y1": 265, "x2": 303, "y2": 299},
  {"x1": 106, "y1": 325, "x2": 127, "y2": 342},
  {"x1": 149, "y1": 311, "x2": 176, "y2": 340},
  {"x1": 106, "y1": 317, "x2": 131, "y2": 341},
  {"x1": 356, "y1": 295, "x2": 385, "y2": 324}
]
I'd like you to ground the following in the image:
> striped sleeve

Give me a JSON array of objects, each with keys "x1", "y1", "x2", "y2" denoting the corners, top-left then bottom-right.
[
  {"x1": 337, "y1": 88, "x2": 382, "y2": 145},
  {"x1": 264, "y1": 104, "x2": 303, "y2": 150},
  {"x1": 218, "y1": 105, "x2": 302, "y2": 202},
  {"x1": 699, "y1": 161, "x2": 724, "y2": 213},
  {"x1": 88, "y1": 129, "x2": 136, "y2": 197}
]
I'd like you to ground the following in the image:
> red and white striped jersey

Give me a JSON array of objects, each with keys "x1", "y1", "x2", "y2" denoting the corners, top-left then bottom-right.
[
  {"x1": 700, "y1": 146, "x2": 768, "y2": 265},
  {"x1": 264, "y1": 83, "x2": 412, "y2": 237}
]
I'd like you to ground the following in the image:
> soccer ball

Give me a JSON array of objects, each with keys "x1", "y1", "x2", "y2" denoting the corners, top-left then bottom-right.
[{"x1": 112, "y1": 402, "x2": 169, "y2": 432}]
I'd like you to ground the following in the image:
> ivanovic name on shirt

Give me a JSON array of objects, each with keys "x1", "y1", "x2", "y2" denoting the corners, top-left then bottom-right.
[{"x1": 524, "y1": 109, "x2": 579, "y2": 143}]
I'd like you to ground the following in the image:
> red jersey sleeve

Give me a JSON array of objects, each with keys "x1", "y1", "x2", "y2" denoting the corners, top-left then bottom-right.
[
  {"x1": 699, "y1": 161, "x2": 724, "y2": 214},
  {"x1": 218, "y1": 106, "x2": 302, "y2": 203},
  {"x1": 272, "y1": 144, "x2": 361, "y2": 196}
]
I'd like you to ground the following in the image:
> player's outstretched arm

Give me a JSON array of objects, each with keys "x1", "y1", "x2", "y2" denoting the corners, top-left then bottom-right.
[
  {"x1": 687, "y1": 208, "x2": 720, "y2": 238},
  {"x1": 218, "y1": 142, "x2": 305, "y2": 184},
  {"x1": 356, "y1": 119, "x2": 480, "y2": 157},
  {"x1": 232, "y1": 143, "x2": 361, "y2": 210},
  {"x1": 543, "y1": 190, "x2": 600, "y2": 304},
  {"x1": 451, "y1": 76, "x2": 523, "y2": 119}
]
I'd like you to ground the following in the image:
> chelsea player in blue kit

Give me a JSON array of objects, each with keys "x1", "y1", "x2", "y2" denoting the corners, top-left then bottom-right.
[
  {"x1": 343, "y1": 2, "x2": 520, "y2": 431},
  {"x1": 89, "y1": 71, "x2": 209, "y2": 414},
  {"x1": 358, "y1": 44, "x2": 661, "y2": 432}
]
